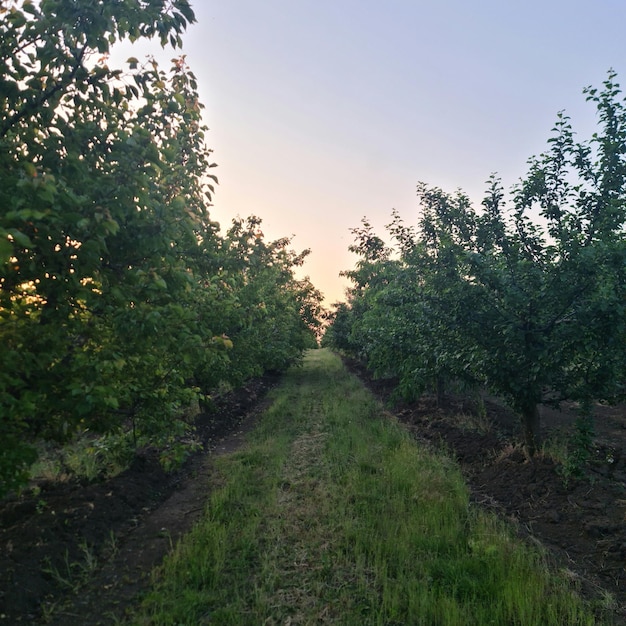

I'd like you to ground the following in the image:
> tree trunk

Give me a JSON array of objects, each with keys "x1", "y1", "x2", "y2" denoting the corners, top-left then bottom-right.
[{"x1": 521, "y1": 401, "x2": 541, "y2": 456}]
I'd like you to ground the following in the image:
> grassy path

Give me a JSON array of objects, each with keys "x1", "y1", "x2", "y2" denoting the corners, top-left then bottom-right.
[{"x1": 129, "y1": 349, "x2": 599, "y2": 625}]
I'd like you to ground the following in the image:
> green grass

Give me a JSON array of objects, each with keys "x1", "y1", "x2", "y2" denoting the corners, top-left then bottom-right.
[
  {"x1": 29, "y1": 430, "x2": 135, "y2": 485},
  {"x1": 128, "y1": 349, "x2": 603, "y2": 625}
]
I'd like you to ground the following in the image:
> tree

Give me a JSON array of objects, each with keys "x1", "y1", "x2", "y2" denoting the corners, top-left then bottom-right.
[
  {"x1": 328, "y1": 72, "x2": 626, "y2": 455},
  {"x1": 459, "y1": 74, "x2": 626, "y2": 453},
  {"x1": 0, "y1": 1, "x2": 322, "y2": 494},
  {"x1": 0, "y1": 0, "x2": 205, "y2": 493}
]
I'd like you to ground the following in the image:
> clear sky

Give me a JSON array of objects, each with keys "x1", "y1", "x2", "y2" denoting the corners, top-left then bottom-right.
[{"x1": 112, "y1": 1, "x2": 626, "y2": 305}]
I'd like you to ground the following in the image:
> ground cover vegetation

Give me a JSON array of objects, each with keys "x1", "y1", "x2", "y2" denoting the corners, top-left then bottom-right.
[
  {"x1": 130, "y1": 349, "x2": 599, "y2": 625},
  {"x1": 324, "y1": 72, "x2": 626, "y2": 456},
  {"x1": 0, "y1": 0, "x2": 322, "y2": 496}
]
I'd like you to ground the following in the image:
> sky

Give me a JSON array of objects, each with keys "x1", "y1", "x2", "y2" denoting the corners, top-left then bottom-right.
[{"x1": 112, "y1": 1, "x2": 626, "y2": 305}]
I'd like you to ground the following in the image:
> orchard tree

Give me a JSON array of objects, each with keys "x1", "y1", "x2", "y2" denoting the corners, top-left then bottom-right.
[
  {"x1": 218, "y1": 216, "x2": 321, "y2": 381},
  {"x1": 457, "y1": 74, "x2": 626, "y2": 454},
  {"x1": 0, "y1": 0, "x2": 207, "y2": 492},
  {"x1": 334, "y1": 218, "x2": 394, "y2": 362},
  {"x1": 329, "y1": 72, "x2": 626, "y2": 455},
  {"x1": 328, "y1": 203, "x2": 481, "y2": 404},
  {"x1": 0, "y1": 1, "x2": 322, "y2": 494}
]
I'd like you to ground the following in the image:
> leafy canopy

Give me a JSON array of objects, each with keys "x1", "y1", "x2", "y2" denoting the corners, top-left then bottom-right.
[
  {"x1": 0, "y1": 0, "x2": 323, "y2": 495},
  {"x1": 326, "y1": 71, "x2": 626, "y2": 454}
]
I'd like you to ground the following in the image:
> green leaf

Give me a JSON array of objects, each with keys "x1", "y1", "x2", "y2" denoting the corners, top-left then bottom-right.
[
  {"x1": 8, "y1": 229, "x2": 33, "y2": 248},
  {"x1": 0, "y1": 236, "x2": 13, "y2": 263}
]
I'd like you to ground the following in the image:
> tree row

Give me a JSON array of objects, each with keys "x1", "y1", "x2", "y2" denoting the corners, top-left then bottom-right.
[
  {"x1": 324, "y1": 73, "x2": 626, "y2": 455},
  {"x1": 0, "y1": 1, "x2": 322, "y2": 495}
]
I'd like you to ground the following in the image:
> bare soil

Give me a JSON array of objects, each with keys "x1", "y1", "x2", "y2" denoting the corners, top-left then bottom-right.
[{"x1": 2, "y1": 358, "x2": 626, "y2": 624}]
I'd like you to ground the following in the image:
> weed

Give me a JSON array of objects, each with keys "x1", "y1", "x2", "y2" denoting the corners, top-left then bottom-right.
[
  {"x1": 29, "y1": 429, "x2": 135, "y2": 488},
  {"x1": 77, "y1": 540, "x2": 98, "y2": 576},
  {"x1": 42, "y1": 551, "x2": 76, "y2": 591},
  {"x1": 158, "y1": 438, "x2": 202, "y2": 473},
  {"x1": 39, "y1": 599, "x2": 61, "y2": 623},
  {"x1": 105, "y1": 530, "x2": 119, "y2": 559},
  {"x1": 450, "y1": 410, "x2": 493, "y2": 434},
  {"x1": 157, "y1": 528, "x2": 174, "y2": 550},
  {"x1": 546, "y1": 413, "x2": 596, "y2": 486},
  {"x1": 569, "y1": 413, "x2": 595, "y2": 468},
  {"x1": 41, "y1": 542, "x2": 98, "y2": 593}
]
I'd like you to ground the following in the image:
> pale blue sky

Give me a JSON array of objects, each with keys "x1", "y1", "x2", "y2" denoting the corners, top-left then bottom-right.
[{"x1": 112, "y1": 1, "x2": 626, "y2": 304}]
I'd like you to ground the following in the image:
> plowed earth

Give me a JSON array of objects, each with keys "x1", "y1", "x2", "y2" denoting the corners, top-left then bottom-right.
[{"x1": 2, "y1": 358, "x2": 626, "y2": 624}]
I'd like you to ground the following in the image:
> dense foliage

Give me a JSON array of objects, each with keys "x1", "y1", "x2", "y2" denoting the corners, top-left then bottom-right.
[
  {"x1": 325, "y1": 73, "x2": 626, "y2": 454},
  {"x1": 0, "y1": 0, "x2": 322, "y2": 495}
]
